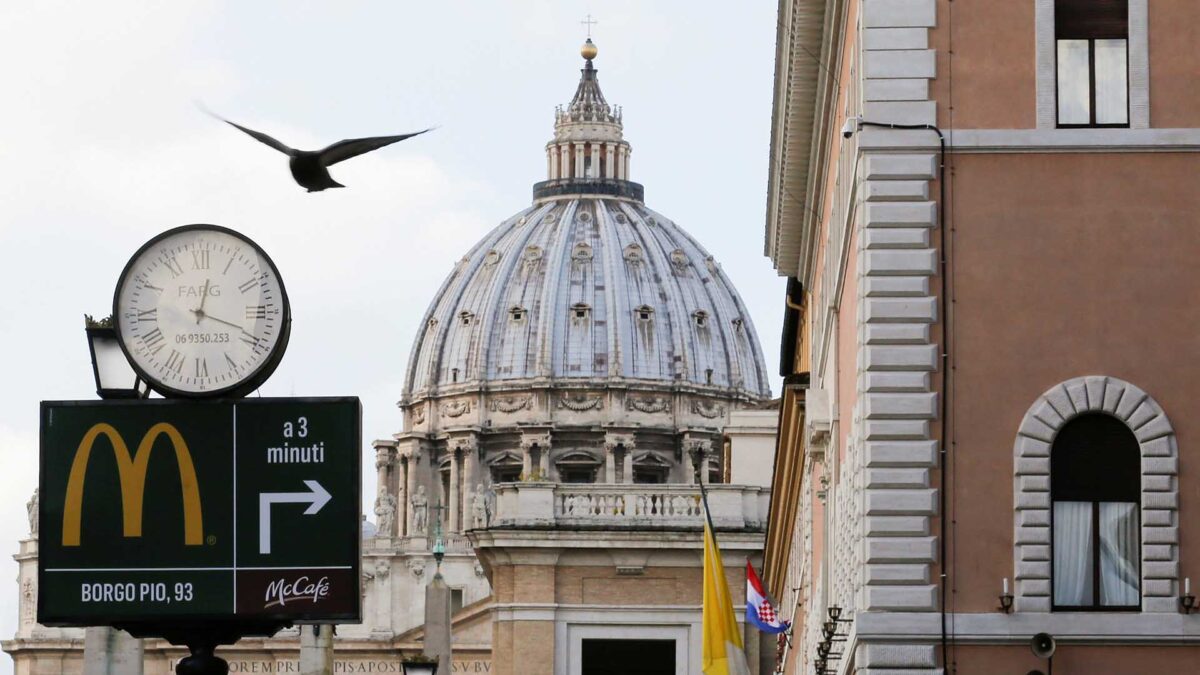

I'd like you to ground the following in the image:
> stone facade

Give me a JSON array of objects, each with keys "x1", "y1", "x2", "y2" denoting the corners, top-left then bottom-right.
[{"x1": 764, "y1": 1, "x2": 1200, "y2": 673}]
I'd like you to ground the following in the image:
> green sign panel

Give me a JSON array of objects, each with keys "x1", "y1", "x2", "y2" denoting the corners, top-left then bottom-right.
[{"x1": 38, "y1": 397, "x2": 361, "y2": 626}]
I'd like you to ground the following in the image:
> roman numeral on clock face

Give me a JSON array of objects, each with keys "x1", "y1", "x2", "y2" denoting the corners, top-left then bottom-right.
[
  {"x1": 246, "y1": 305, "x2": 268, "y2": 319},
  {"x1": 240, "y1": 331, "x2": 266, "y2": 353},
  {"x1": 137, "y1": 308, "x2": 157, "y2": 322},
  {"x1": 164, "y1": 349, "x2": 185, "y2": 374},
  {"x1": 141, "y1": 327, "x2": 165, "y2": 354},
  {"x1": 194, "y1": 358, "x2": 208, "y2": 378},
  {"x1": 164, "y1": 257, "x2": 184, "y2": 278},
  {"x1": 191, "y1": 250, "x2": 210, "y2": 270},
  {"x1": 238, "y1": 278, "x2": 258, "y2": 294}
]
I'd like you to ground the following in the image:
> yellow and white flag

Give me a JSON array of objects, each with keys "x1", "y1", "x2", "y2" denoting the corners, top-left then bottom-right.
[{"x1": 702, "y1": 515, "x2": 750, "y2": 675}]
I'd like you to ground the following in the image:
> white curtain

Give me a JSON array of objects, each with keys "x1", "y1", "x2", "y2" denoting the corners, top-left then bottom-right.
[
  {"x1": 1053, "y1": 501, "x2": 1093, "y2": 606},
  {"x1": 1099, "y1": 501, "x2": 1140, "y2": 606}
]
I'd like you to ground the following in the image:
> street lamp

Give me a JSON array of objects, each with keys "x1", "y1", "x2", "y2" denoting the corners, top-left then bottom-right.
[
  {"x1": 400, "y1": 655, "x2": 438, "y2": 675},
  {"x1": 84, "y1": 315, "x2": 149, "y2": 399}
]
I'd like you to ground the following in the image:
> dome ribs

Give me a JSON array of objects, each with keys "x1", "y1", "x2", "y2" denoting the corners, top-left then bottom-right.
[
  {"x1": 403, "y1": 198, "x2": 769, "y2": 402},
  {"x1": 476, "y1": 204, "x2": 552, "y2": 383},
  {"x1": 640, "y1": 208, "x2": 729, "y2": 391}
]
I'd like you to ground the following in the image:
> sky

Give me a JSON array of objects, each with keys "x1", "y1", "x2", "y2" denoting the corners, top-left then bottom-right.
[{"x1": 0, "y1": 1, "x2": 782, "y2": 669}]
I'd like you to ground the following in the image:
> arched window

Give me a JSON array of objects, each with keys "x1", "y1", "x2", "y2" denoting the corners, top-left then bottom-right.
[{"x1": 1051, "y1": 413, "x2": 1140, "y2": 609}]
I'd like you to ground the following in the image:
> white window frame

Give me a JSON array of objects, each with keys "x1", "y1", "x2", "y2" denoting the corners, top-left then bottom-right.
[
  {"x1": 1036, "y1": 0, "x2": 1149, "y2": 129},
  {"x1": 1013, "y1": 376, "x2": 1178, "y2": 613}
]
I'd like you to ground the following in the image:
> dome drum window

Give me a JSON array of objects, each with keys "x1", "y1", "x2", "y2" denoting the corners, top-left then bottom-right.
[
  {"x1": 509, "y1": 306, "x2": 528, "y2": 322},
  {"x1": 571, "y1": 303, "x2": 592, "y2": 320},
  {"x1": 635, "y1": 305, "x2": 654, "y2": 322},
  {"x1": 556, "y1": 452, "x2": 601, "y2": 484}
]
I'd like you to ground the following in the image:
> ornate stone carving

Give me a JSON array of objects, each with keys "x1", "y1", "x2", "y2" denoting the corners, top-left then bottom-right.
[
  {"x1": 670, "y1": 248, "x2": 689, "y2": 271},
  {"x1": 523, "y1": 246, "x2": 547, "y2": 264},
  {"x1": 441, "y1": 400, "x2": 471, "y2": 418},
  {"x1": 623, "y1": 243, "x2": 643, "y2": 263},
  {"x1": 572, "y1": 242, "x2": 593, "y2": 261},
  {"x1": 21, "y1": 579, "x2": 35, "y2": 624},
  {"x1": 375, "y1": 559, "x2": 391, "y2": 578},
  {"x1": 26, "y1": 489, "x2": 38, "y2": 536},
  {"x1": 626, "y1": 396, "x2": 670, "y2": 414},
  {"x1": 374, "y1": 494, "x2": 396, "y2": 537},
  {"x1": 558, "y1": 392, "x2": 603, "y2": 411},
  {"x1": 483, "y1": 250, "x2": 501, "y2": 266},
  {"x1": 490, "y1": 395, "x2": 533, "y2": 413},
  {"x1": 577, "y1": 210, "x2": 592, "y2": 223},
  {"x1": 407, "y1": 559, "x2": 425, "y2": 579},
  {"x1": 411, "y1": 485, "x2": 429, "y2": 535},
  {"x1": 474, "y1": 562, "x2": 486, "y2": 578},
  {"x1": 691, "y1": 400, "x2": 726, "y2": 419},
  {"x1": 375, "y1": 447, "x2": 393, "y2": 470},
  {"x1": 471, "y1": 484, "x2": 489, "y2": 529},
  {"x1": 519, "y1": 433, "x2": 552, "y2": 450},
  {"x1": 411, "y1": 406, "x2": 426, "y2": 425},
  {"x1": 704, "y1": 256, "x2": 719, "y2": 274},
  {"x1": 614, "y1": 212, "x2": 628, "y2": 224}
]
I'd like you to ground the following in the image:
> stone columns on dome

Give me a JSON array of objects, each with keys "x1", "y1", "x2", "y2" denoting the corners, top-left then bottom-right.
[
  {"x1": 373, "y1": 441, "x2": 396, "y2": 537},
  {"x1": 446, "y1": 434, "x2": 479, "y2": 533},
  {"x1": 605, "y1": 142, "x2": 616, "y2": 178},
  {"x1": 397, "y1": 455, "x2": 409, "y2": 537},
  {"x1": 519, "y1": 431, "x2": 552, "y2": 480},
  {"x1": 448, "y1": 449, "x2": 461, "y2": 533},
  {"x1": 604, "y1": 432, "x2": 635, "y2": 484},
  {"x1": 397, "y1": 438, "x2": 430, "y2": 537},
  {"x1": 560, "y1": 145, "x2": 570, "y2": 180},
  {"x1": 574, "y1": 144, "x2": 585, "y2": 179}
]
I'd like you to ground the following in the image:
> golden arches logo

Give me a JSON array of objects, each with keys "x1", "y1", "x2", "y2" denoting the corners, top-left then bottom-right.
[{"x1": 62, "y1": 422, "x2": 204, "y2": 547}]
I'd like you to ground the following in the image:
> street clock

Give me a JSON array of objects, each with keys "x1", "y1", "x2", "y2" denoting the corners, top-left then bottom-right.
[{"x1": 113, "y1": 224, "x2": 291, "y2": 398}]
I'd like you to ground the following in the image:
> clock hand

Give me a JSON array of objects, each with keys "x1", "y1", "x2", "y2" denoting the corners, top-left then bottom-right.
[
  {"x1": 190, "y1": 278, "x2": 212, "y2": 324},
  {"x1": 196, "y1": 310, "x2": 243, "y2": 331}
]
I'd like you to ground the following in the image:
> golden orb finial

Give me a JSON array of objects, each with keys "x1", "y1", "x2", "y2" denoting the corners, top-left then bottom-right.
[{"x1": 581, "y1": 38, "x2": 598, "y2": 61}]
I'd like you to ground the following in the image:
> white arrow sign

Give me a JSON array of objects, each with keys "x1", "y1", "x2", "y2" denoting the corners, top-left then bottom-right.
[{"x1": 258, "y1": 480, "x2": 333, "y2": 555}]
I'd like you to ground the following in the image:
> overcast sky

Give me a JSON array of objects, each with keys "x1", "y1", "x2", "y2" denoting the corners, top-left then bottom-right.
[{"x1": 0, "y1": 2, "x2": 781, "y2": 667}]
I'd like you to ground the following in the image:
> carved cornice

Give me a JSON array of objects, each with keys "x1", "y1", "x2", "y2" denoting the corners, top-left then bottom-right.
[
  {"x1": 691, "y1": 400, "x2": 726, "y2": 419},
  {"x1": 490, "y1": 395, "x2": 533, "y2": 413},
  {"x1": 441, "y1": 400, "x2": 472, "y2": 418},
  {"x1": 626, "y1": 395, "x2": 669, "y2": 414},
  {"x1": 558, "y1": 392, "x2": 603, "y2": 412}
]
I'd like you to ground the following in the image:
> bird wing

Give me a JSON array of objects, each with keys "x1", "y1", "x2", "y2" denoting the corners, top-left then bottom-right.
[
  {"x1": 221, "y1": 119, "x2": 297, "y2": 157},
  {"x1": 196, "y1": 103, "x2": 297, "y2": 156},
  {"x1": 318, "y1": 128, "x2": 433, "y2": 166}
]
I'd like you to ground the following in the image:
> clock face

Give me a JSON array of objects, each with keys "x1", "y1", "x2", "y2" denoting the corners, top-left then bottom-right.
[{"x1": 114, "y1": 225, "x2": 291, "y2": 398}]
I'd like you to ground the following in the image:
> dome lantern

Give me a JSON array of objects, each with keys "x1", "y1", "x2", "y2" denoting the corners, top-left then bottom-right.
[{"x1": 539, "y1": 39, "x2": 641, "y2": 201}]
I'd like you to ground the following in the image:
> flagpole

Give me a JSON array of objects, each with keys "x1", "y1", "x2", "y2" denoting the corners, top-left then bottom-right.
[{"x1": 692, "y1": 447, "x2": 717, "y2": 532}]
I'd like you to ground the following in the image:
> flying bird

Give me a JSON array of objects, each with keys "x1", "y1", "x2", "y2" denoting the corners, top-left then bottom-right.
[{"x1": 202, "y1": 106, "x2": 432, "y2": 192}]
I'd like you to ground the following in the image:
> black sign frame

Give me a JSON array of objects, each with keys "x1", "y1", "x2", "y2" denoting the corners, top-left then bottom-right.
[{"x1": 37, "y1": 397, "x2": 362, "y2": 630}]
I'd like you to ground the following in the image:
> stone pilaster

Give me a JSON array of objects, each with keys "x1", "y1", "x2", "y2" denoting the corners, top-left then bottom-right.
[{"x1": 853, "y1": 0, "x2": 940, "y2": 672}]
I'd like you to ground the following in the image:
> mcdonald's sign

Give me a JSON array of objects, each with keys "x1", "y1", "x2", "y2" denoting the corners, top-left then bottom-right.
[
  {"x1": 62, "y1": 422, "x2": 203, "y2": 547},
  {"x1": 39, "y1": 398, "x2": 361, "y2": 625}
]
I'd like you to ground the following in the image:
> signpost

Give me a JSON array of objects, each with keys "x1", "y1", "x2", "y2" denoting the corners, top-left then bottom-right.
[{"x1": 38, "y1": 397, "x2": 361, "y2": 631}]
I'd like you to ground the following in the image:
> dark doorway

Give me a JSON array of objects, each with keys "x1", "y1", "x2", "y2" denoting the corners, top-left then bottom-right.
[{"x1": 581, "y1": 639, "x2": 674, "y2": 675}]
